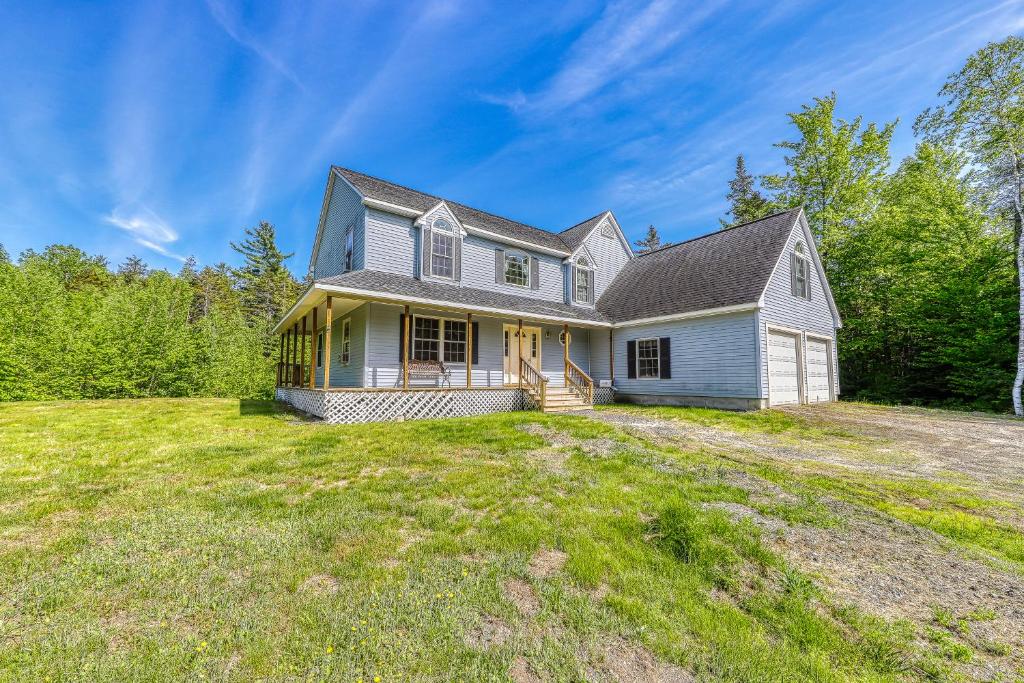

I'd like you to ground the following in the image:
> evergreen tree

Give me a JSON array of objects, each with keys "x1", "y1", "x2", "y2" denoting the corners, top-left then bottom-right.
[
  {"x1": 634, "y1": 225, "x2": 662, "y2": 253},
  {"x1": 721, "y1": 155, "x2": 774, "y2": 227},
  {"x1": 915, "y1": 35, "x2": 1024, "y2": 416},
  {"x1": 230, "y1": 221, "x2": 298, "y2": 333},
  {"x1": 0, "y1": 243, "x2": 9, "y2": 263},
  {"x1": 117, "y1": 255, "x2": 148, "y2": 283}
]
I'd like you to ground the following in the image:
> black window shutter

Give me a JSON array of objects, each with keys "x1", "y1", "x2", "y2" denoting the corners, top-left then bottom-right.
[
  {"x1": 659, "y1": 337, "x2": 672, "y2": 379},
  {"x1": 471, "y1": 321, "x2": 479, "y2": 364},
  {"x1": 398, "y1": 313, "x2": 405, "y2": 361},
  {"x1": 494, "y1": 249, "x2": 504, "y2": 284},
  {"x1": 530, "y1": 256, "x2": 540, "y2": 290},
  {"x1": 627, "y1": 340, "x2": 636, "y2": 379},
  {"x1": 421, "y1": 227, "x2": 432, "y2": 278},
  {"x1": 454, "y1": 235, "x2": 462, "y2": 281}
]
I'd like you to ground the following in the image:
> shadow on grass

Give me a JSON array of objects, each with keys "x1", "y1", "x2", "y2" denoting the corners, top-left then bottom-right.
[{"x1": 239, "y1": 399, "x2": 284, "y2": 416}]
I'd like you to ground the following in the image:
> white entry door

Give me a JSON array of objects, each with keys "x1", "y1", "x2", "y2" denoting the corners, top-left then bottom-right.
[
  {"x1": 805, "y1": 336, "x2": 833, "y2": 403},
  {"x1": 503, "y1": 325, "x2": 541, "y2": 385},
  {"x1": 768, "y1": 330, "x2": 801, "y2": 406}
]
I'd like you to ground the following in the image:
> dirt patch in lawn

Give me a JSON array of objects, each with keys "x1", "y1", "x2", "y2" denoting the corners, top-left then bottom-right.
[
  {"x1": 503, "y1": 577, "x2": 541, "y2": 618},
  {"x1": 586, "y1": 637, "x2": 694, "y2": 682},
  {"x1": 509, "y1": 656, "x2": 542, "y2": 683},
  {"x1": 528, "y1": 548, "x2": 567, "y2": 579},
  {"x1": 298, "y1": 573, "x2": 339, "y2": 595},
  {"x1": 464, "y1": 613, "x2": 512, "y2": 649},
  {"x1": 517, "y1": 424, "x2": 621, "y2": 474}
]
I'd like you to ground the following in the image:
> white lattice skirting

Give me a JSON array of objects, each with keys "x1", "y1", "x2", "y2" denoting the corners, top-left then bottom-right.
[
  {"x1": 276, "y1": 388, "x2": 531, "y2": 424},
  {"x1": 593, "y1": 387, "x2": 615, "y2": 405}
]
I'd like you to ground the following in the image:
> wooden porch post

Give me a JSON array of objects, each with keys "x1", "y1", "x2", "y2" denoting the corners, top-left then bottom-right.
[
  {"x1": 609, "y1": 329, "x2": 615, "y2": 384},
  {"x1": 285, "y1": 327, "x2": 292, "y2": 386},
  {"x1": 300, "y1": 316, "x2": 307, "y2": 387},
  {"x1": 323, "y1": 296, "x2": 333, "y2": 389},
  {"x1": 403, "y1": 305, "x2": 411, "y2": 389},
  {"x1": 292, "y1": 322, "x2": 299, "y2": 386},
  {"x1": 466, "y1": 312, "x2": 473, "y2": 389},
  {"x1": 309, "y1": 305, "x2": 318, "y2": 389},
  {"x1": 517, "y1": 319, "x2": 524, "y2": 389},
  {"x1": 563, "y1": 323, "x2": 570, "y2": 368},
  {"x1": 277, "y1": 333, "x2": 284, "y2": 386}
]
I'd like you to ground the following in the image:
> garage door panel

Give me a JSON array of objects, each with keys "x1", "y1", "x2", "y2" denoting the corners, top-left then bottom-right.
[
  {"x1": 768, "y1": 330, "x2": 800, "y2": 406},
  {"x1": 805, "y1": 337, "x2": 832, "y2": 403}
]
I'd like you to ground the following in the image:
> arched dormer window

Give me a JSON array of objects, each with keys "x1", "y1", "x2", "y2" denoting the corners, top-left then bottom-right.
[
  {"x1": 791, "y1": 241, "x2": 811, "y2": 300},
  {"x1": 427, "y1": 217, "x2": 457, "y2": 279},
  {"x1": 573, "y1": 256, "x2": 594, "y2": 304}
]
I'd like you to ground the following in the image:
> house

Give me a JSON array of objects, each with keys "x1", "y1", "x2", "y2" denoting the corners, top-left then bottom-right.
[{"x1": 273, "y1": 167, "x2": 841, "y2": 423}]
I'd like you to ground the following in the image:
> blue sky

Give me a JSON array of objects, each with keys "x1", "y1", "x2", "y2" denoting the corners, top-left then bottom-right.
[{"x1": 1, "y1": 1, "x2": 1022, "y2": 275}]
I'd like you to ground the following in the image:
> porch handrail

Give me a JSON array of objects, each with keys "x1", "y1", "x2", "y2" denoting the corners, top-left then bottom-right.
[
  {"x1": 277, "y1": 361, "x2": 310, "y2": 387},
  {"x1": 520, "y1": 359, "x2": 548, "y2": 407},
  {"x1": 564, "y1": 358, "x2": 594, "y2": 404}
]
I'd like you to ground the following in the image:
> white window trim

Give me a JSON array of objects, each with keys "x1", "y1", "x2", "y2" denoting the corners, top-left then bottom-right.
[
  {"x1": 503, "y1": 251, "x2": 531, "y2": 288},
  {"x1": 412, "y1": 314, "x2": 468, "y2": 364},
  {"x1": 792, "y1": 241, "x2": 811, "y2": 300},
  {"x1": 573, "y1": 260, "x2": 593, "y2": 304},
  {"x1": 636, "y1": 337, "x2": 661, "y2": 380},
  {"x1": 340, "y1": 318, "x2": 351, "y2": 365},
  {"x1": 316, "y1": 330, "x2": 325, "y2": 368},
  {"x1": 429, "y1": 228, "x2": 456, "y2": 280}
]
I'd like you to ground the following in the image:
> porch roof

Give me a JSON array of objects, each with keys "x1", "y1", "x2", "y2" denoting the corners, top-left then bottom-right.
[{"x1": 273, "y1": 269, "x2": 611, "y2": 333}]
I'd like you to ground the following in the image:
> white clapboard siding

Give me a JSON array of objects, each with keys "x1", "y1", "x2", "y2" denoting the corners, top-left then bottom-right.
[
  {"x1": 759, "y1": 219, "x2": 839, "y2": 399},
  {"x1": 613, "y1": 312, "x2": 760, "y2": 398},
  {"x1": 581, "y1": 218, "x2": 631, "y2": 301},
  {"x1": 313, "y1": 177, "x2": 366, "y2": 279},
  {"x1": 364, "y1": 209, "x2": 418, "y2": 276}
]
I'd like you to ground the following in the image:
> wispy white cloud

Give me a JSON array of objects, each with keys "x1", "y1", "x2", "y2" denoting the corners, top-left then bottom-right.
[
  {"x1": 202, "y1": 0, "x2": 305, "y2": 91},
  {"x1": 105, "y1": 205, "x2": 186, "y2": 262}
]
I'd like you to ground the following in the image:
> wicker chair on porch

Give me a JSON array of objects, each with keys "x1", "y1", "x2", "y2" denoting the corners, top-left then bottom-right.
[{"x1": 407, "y1": 359, "x2": 452, "y2": 388}]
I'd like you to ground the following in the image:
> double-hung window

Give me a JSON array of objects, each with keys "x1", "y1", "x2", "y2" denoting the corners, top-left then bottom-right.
[
  {"x1": 413, "y1": 316, "x2": 467, "y2": 363},
  {"x1": 574, "y1": 257, "x2": 592, "y2": 303},
  {"x1": 430, "y1": 218, "x2": 455, "y2": 278},
  {"x1": 504, "y1": 253, "x2": 529, "y2": 287},
  {"x1": 637, "y1": 338, "x2": 660, "y2": 379},
  {"x1": 792, "y1": 241, "x2": 810, "y2": 299},
  {"x1": 340, "y1": 319, "x2": 351, "y2": 365}
]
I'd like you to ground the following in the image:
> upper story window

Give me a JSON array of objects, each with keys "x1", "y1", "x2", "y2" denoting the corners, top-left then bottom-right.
[
  {"x1": 344, "y1": 226, "x2": 354, "y2": 271},
  {"x1": 504, "y1": 252, "x2": 530, "y2": 287},
  {"x1": 791, "y1": 241, "x2": 810, "y2": 300},
  {"x1": 573, "y1": 256, "x2": 592, "y2": 304},
  {"x1": 430, "y1": 218, "x2": 454, "y2": 278}
]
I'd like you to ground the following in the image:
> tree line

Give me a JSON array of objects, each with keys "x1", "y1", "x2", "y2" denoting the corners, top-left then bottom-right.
[
  {"x1": 0, "y1": 222, "x2": 300, "y2": 401},
  {"x1": 0, "y1": 37, "x2": 1020, "y2": 413}
]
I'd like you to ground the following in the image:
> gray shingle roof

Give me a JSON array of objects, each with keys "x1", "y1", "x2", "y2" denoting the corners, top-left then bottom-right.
[
  {"x1": 558, "y1": 211, "x2": 608, "y2": 252},
  {"x1": 334, "y1": 167, "x2": 570, "y2": 252},
  {"x1": 318, "y1": 269, "x2": 609, "y2": 324},
  {"x1": 596, "y1": 209, "x2": 802, "y2": 323}
]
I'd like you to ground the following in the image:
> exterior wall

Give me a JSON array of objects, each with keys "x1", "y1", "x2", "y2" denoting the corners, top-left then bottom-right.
[
  {"x1": 582, "y1": 217, "x2": 632, "y2": 301},
  {"x1": 588, "y1": 328, "x2": 613, "y2": 383},
  {"x1": 612, "y1": 311, "x2": 761, "y2": 399},
  {"x1": 758, "y1": 220, "x2": 840, "y2": 398},
  {"x1": 313, "y1": 176, "x2": 365, "y2": 279},
  {"x1": 364, "y1": 208, "x2": 417, "y2": 276},
  {"x1": 459, "y1": 235, "x2": 566, "y2": 303},
  {"x1": 313, "y1": 303, "x2": 367, "y2": 388},
  {"x1": 361, "y1": 302, "x2": 596, "y2": 389}
]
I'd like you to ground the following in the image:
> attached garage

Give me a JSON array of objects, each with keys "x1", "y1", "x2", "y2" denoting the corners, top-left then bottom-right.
[
  {"x1": 767, "y1": 329, "x2": 801, "y2": 406},
  {"x1": 805, "y1": 336, "x2": 833, "y2": 403}
]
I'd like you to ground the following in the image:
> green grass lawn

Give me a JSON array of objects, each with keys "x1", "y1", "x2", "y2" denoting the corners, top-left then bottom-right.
[{"x1": 0, "y1": 399, "x2": 998, "y2": 682}]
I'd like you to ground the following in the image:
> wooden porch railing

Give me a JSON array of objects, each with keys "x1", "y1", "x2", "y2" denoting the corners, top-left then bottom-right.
[
  {"x1": 565, "y1": 358, "x2": 594, "y2": 404},
  {"x1": 276, "y1": 362, "x2": 309, "y2": 388},
  {"x1": 520, "y1": 359, "x2": 548, "y2": 407}
]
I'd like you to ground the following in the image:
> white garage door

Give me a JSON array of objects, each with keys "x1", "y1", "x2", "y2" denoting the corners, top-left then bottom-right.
[
  {"x1": 805, "y1": 337, "x2": 832, "y2": 403},
  {"x1": 768, "y1": 330, "x2": 801, "y2": 406}
]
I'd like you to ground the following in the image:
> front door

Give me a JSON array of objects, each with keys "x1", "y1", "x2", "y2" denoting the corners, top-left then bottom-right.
[{"x1": 503, "y1": 324, "x2": 541, "y2": 385}]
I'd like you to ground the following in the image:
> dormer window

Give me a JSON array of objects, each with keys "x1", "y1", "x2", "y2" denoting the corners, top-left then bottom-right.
[
  {"x1": 430, "y1": 218, "x2": 455, "y2": 278},
  {"x1": 572, "y1": 256, "x2": 594, "y2": 304},
  {"x1": 791, "y1": 241, "x2": 810, "y2": 300},
  {"x1": 504, "y1": 252, "x2": 530, "y2": 287}
]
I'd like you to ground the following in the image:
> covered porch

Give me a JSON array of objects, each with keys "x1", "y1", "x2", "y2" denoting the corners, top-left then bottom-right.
[{"x1": 271, "y1": 284, "x2": 614, "y2": 422}]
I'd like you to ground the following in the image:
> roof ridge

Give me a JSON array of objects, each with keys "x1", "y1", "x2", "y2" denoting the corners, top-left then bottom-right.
[
  {"x1": 335, "y1": 166, "x2": 566, "y2": 242},
  {"x1": 637, "y1": 207, "x2": 802, "y2": 258},
  {"x1": 559, "y1": 210, "x2": 609, "y2": 234}
]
